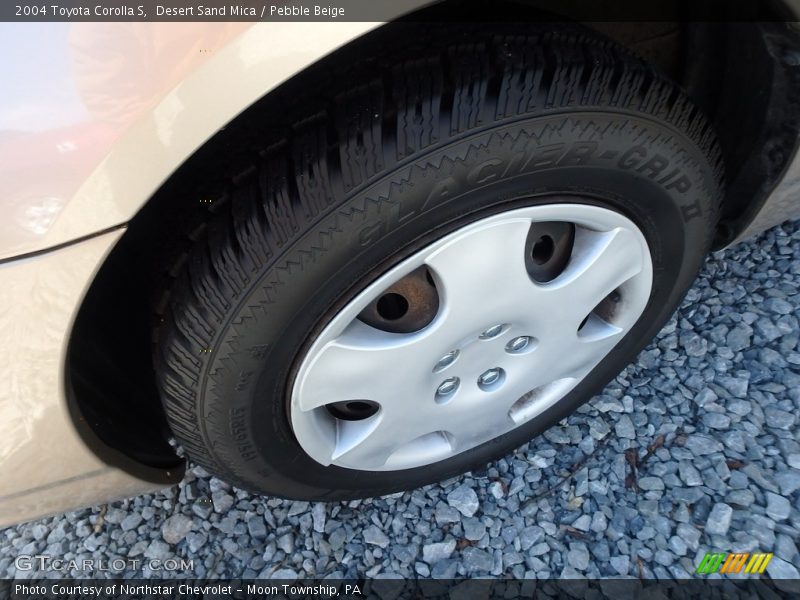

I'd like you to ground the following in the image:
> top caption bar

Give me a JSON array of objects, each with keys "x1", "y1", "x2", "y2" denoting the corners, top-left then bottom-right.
[{"x1": 2, "y1": 0, "x2": 797, "y2": 22}]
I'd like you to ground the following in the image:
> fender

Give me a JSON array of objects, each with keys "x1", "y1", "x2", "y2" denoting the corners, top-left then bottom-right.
[{"x1": 0, "y1": 13, "x2": 432, "y2": 261}]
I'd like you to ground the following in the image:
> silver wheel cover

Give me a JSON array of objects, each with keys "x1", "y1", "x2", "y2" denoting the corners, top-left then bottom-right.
[{"x1": 290, "y1": 203, "x2": 653, "y2": 471}]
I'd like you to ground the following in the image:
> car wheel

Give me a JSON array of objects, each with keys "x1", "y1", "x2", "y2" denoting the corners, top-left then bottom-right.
[{"x1": 155, "y1": 25, "x2": 722, "y2": 499}]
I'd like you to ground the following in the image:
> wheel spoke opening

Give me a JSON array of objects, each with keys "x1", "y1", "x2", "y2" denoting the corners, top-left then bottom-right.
[
  {"x1": 526, "y1": 221, "x2": 575, "y2": 283},
  {"x1": 578, "y1": 287, "x2": 625, "y2": 341},
  {"x1": 326, "y1": 399, "x2": 380, "y2": 421},
  {"x1": 358, "y1": 266, "x2": 439, "y2": 333}
]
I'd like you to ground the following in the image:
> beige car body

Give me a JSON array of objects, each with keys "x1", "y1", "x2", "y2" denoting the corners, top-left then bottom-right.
[
  {"x1": 0, "y1": 20, "x2": 397, "y2": 526},
  {"x1": 1, "y1": 12, "x2": 799, "y2": 526}
]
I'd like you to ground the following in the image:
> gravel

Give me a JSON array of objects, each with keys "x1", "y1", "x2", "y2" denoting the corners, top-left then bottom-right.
[
  {"x1": 704, "y1": 503, "x2": 733, "y2": 536},
  {"x1": 160, "y1": 515, "x2": 193, "y2": 545},
  {"x1": 422, "y1": 540, "x2": 456, "y2": 564},
  {"x1": 2, "y1": 220, "x2": 799, "y2": 580},
  {"x1": 446, "y1": 485, "x2": 480, "y2": 518}
]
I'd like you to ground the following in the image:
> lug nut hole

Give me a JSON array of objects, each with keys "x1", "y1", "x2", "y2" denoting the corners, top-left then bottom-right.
[
  {"x1": 530, "y1": 235, "x2": 555, "y2": 265},
  {"x1": 433, "y1": 350, "x2": 460, "y2": 373},
  {"x1": 479, "y1": 324, "x2": 508, "y2": 340},
  {"x1": 376, "y1": 293, "x2": 409, "y2": 321},
  {"x1": 436, "y1": 377, "x2": 460, "y2": 403},
  {"x1": 478, "y1": 367, "x2": 506, "y2": 391},
  {"x1": 506, "y1": 336, "x2": 535, "y2": 354}
]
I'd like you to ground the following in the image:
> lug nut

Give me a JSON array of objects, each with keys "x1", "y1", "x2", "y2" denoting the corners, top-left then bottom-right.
[
  {"x1": 436, "y1": 377, "x2": 460, "y2": 398},
  {"x1": 433, "y1": 350, "x2": 459, "y2": 373},
  {"x1": 479, "y1": 324, "x2": 506, "y2": 340},
  {"x1": 478, "y1": 368, "x2": 503, "y2": 388},
  {"x1": 506, "y1": 336, "x2": 532, "y2": 353}
]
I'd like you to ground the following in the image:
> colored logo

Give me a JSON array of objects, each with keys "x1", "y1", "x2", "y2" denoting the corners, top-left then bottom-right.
[{"x1": 695, "y1": 552, "x2": 773, "y2": 575}]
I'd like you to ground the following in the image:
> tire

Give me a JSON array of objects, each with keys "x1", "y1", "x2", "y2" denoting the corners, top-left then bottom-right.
[{"x1": 154, "y1": 24, "x2": 723, "y2": 500}]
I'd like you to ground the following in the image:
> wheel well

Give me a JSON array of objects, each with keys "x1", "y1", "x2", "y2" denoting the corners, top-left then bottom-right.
[{"x1": 67, "y1": 2, "x2": 798, "y2": 471}]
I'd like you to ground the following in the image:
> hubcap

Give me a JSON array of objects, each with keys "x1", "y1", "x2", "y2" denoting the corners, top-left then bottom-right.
[{"x1": 290, "y1": 203, "x2": 653, "y2": 471}]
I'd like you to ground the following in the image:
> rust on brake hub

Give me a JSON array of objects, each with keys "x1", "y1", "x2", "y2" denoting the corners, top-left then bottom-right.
[{"x1": 358, "y1": 266, "x2": 440, "y2": 334}]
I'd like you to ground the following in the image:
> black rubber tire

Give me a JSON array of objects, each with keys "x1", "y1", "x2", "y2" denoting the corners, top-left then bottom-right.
[{"x1": 154, "y1": 23, "x2": 723, "y2": 500}]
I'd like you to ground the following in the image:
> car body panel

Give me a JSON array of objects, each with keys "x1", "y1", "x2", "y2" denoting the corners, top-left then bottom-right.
[
  {"x1": 0, "y1": 21, "x2": 388, "y2": 261},
  {"x1": 0, "y1": 229, "x2": 182, "y2": 526}
]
